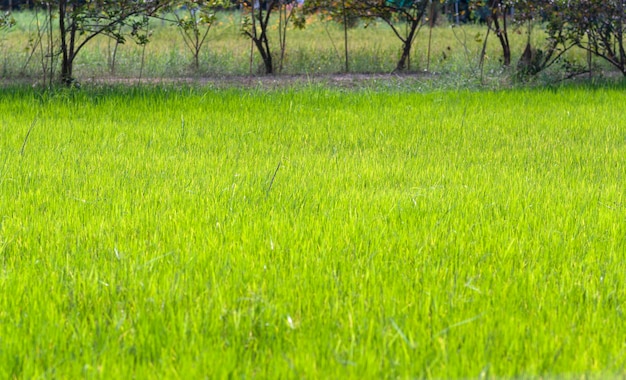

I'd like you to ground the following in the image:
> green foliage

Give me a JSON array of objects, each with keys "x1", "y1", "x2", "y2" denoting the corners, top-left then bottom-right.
[
  {"x1": 0, "y1": 11, "x2": 15, "y2": 30},
  {"x1": 169, "y1": 0, "x2": 224, "y2": 70},
  {"x1": 31, "y1": 0, "x2": 171, "y2": 84},
  {"x1": 303, "y1": 0, "x2": 360, "y2": 28},
  {"x1": 511, "y1": 0, "x2": 574, "y2": 77},
  {"x1": 556, "y1": 0, "x2": 626, "y2": 75}
]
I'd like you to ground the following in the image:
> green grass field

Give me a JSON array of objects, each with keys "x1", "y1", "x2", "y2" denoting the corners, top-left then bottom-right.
[{"x1": 1, "y1": 84, "x2": 625, "y2": 378}]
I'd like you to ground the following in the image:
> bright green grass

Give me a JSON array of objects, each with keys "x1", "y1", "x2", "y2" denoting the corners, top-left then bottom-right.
[{"x1": 1, "y1": 85, "x2": 625, "y2": 378}]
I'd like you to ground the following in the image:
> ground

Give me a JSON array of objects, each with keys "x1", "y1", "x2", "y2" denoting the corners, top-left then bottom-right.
[{"x1": 2, "y1": 72, "x2": 443, "y2": 90}]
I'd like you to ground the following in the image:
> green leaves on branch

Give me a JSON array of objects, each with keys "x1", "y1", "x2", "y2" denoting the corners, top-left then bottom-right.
[
  {"x1": 31, "y1": 0, "x2": 171, "y2": 85},
  {"x1": 0, "y1": 11, "x2": 16, "y2": 30},
  {"x1": 169, "y1": 0, "x2": 226, "y2": 70},
  {"x1": 556, "y1": 0, "x2": 626, "y2": 75}
]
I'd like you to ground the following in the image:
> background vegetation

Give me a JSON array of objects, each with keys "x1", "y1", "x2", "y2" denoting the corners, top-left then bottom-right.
[{"x1": 0, "y1": 0, "x2": 624, "y2": 86}]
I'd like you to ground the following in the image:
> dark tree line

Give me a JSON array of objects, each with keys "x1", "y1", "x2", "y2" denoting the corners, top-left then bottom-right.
[{"x1": 1, "y1": 0, "x2": 33, "y2": 10}]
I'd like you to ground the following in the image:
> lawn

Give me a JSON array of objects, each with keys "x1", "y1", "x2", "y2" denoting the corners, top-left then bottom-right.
[{"x1": 0, "y1": 84, "x2": 625, "y2": 378}]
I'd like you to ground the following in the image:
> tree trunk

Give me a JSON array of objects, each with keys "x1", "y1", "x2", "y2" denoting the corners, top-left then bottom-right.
[
  {"x1": 263, "y1": 53, "x2": 273, "y2": 74},
  {"x1": 618, "y1": 1, "x2": 626, "y2": 75},
  {"x1": 254, "y1": 4, "x2": 274, "y2": 74},
  {"x1": 254, "y1": 36, "x2": 273, "y2": 74},
  {"x1": 396, "y1": 41, "x2": 412, "y2": 71},
  {"x1": 395, "y1": 18, "x2": 419, "y2": 71},
  {"x1": 489, "y1": 0, "x2": 510, "y2": 67},
  {"x1": 58, "y1": 0, "x2": 74, "y2": 85},
  {"x1": 342, "y1": 0, "x2": 349, "y2": 72},
  {"x1": 501, "y1": 37, "x2": 511, "y2": 66},
  {"x1": 60, "y1": 28, "x2": 77, "y2": 85},
  {"x1": 60, "y1": 57, "x2": 73, "y2": 85},
  {"x1": 194, "y1": 54, "x2": 200, "y2": 72}
]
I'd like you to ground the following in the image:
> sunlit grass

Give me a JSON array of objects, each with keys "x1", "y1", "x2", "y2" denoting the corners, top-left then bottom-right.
[{"x1": 0, "y1": 84, "x2": 625, "y2": 378}]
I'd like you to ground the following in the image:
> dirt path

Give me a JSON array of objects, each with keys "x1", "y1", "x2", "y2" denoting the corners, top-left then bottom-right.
[{"x1": 74, "y1": 72, "x2": 437, "y2": 89}]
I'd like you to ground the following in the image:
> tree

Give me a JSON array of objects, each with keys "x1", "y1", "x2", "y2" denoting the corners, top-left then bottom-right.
[
  {"x1": 169, "y1": 0, "x2": 221, "y2": 72},
  {"x1": 238, "y1": 0, "x2": 302, "y2": 74},
  {"x1": 35, "y1": 0, "x2": 170, "y2": 85},
  {"x1": 512, "y1": 0, "x2": 575, "y2": 77},
  {"x1": 472, "y1": 0, "x2": 511, "y2": 66},
  {"x1": 277, "y1": 0, "x2": 305, "y2": 72},
  {"x1": 560, "y1": 0, "x2": 626, "y2": 76},
  {"x1": 355, "y1": 0, "x2": 430, "y2": 72}
]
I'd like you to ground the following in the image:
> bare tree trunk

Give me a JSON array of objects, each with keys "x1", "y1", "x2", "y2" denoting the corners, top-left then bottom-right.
[
  {"x1": 249, "y1": 6, "x2": 255, "y2": 75},
  {"x1": 139, "y1": 42, "x2": 147, "y2": 81},
  {"x1": 587, "y1": 36, "x2": 593, "y2": 79},
  {"x1": 479, "y1": 26, "x2": 491, "y2": 83},
  {"x1": 59, "y1": 1, "x2": 71, "y2": 84},
  {"x1": 342, "y1": 0, "x2": 349, "y2": 72},
  {"x1": 254, "y1": 2, "x2": 274, "y2": 74},
  {"x1": 395, "y1": 17, "x2": 419, "y2": 71},
  {"x1": 489, "y1": 0, "x2": 510, "y2": 66},
  {"x1": 244, "y1": 1, "x2": 274, "y2": 74},
  {"x1": 249, "y1": 38, "x2": 254, "y2": 76},
  {"x1": 260, "y1": 4, "x2": 273, "y2": 74},
  {"x1": 110, "y1": 36, "x2": 121, "y2": 74},
  {"x1": 47, "y1": 3, "x2": 54, "y2": 87},
  {"x1": 278, "y1": 3, "x2": 291, "y2": 73},
  {"x1": 58, "y1": 0, "x2": 78, "y2": 85},
  {"x1": 426, "y1": 1, "x2": 435, "y2": 72},
  {"x1": 258, "y1": 34, "x2": 273, "y2": 74},
  {"x1": 617, "y1": 0, "x2": 626, "y2": 75}
]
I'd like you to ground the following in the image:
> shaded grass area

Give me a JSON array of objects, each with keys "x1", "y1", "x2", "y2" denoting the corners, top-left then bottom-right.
[{"x1": 0, "y1": 85, "x2": 625, "y2": 378}]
